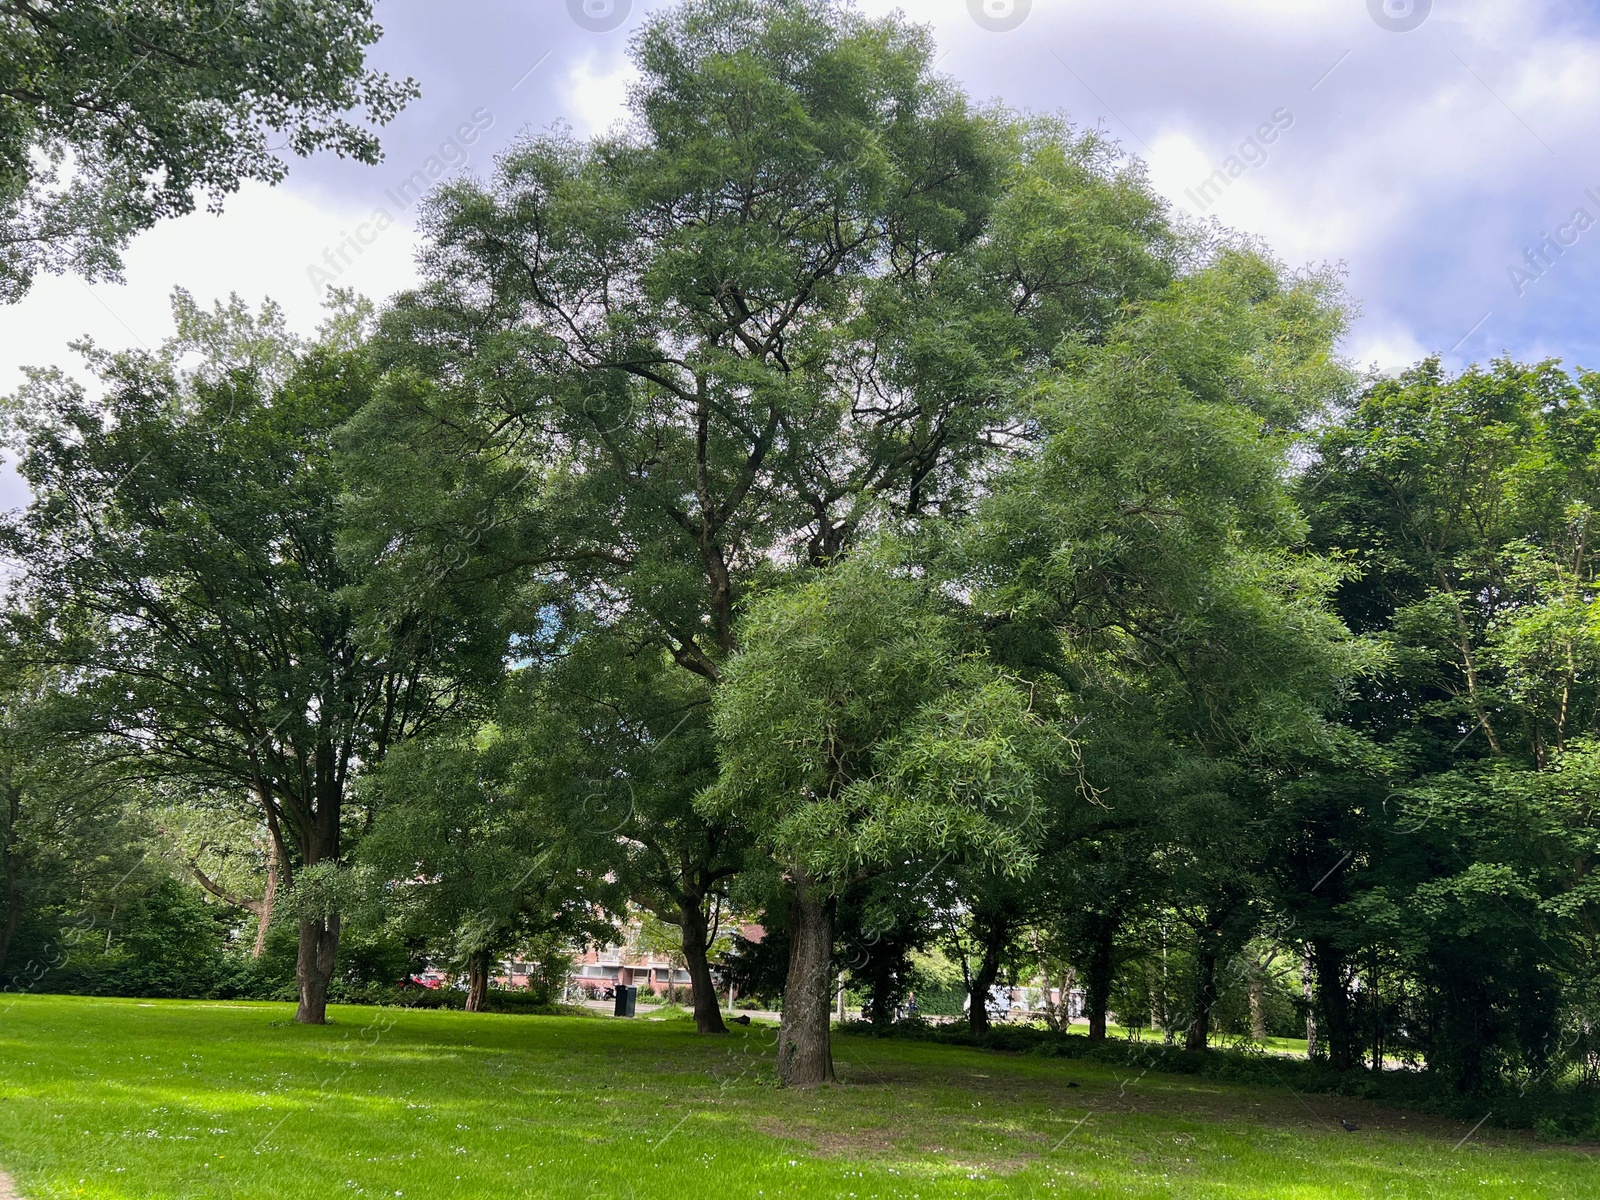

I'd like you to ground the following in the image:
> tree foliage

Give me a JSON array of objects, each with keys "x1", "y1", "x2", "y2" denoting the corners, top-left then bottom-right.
[
  {"x1": 1, "y1": 296, "x2": 502, "y2": 1021},
  {"x1": 0, "y1": 0, "x2": 415, "y2": 299}
]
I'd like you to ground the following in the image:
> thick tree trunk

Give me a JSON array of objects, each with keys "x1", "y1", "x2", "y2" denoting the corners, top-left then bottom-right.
[
  {"x1": 295, "y1": 914, "x2": 341, "y2": 1024},
  {"x1": 679, "y1": 893, "x2": 726, "y2": 1035},
  {"x1": 1186, "y1": 945, "x2": 1217, "y2": 1051},
  {"x1": 290, "y1": 754, "x2": 346, "y2": 1025},
  {"x1": 1083, "y1": 916, "x2": 1116, "y2": 1041},
  {"x1": 777, "y1": 871, "x2": 835, "y2": 1087},
  {"x1": 967, "y1": 929, "x2": 1006, "y2": 1036},
  {"x1": 962, "y1": 907, "x2": 1014, "y2": 1036},
  {"x1": 465, "y1": 951, "x2": 489, "y2": 1012},
  {"x1": 1311, "y1": 939, "x2": 1354, "y2": 1070},
  {"x1": 1249, "y1": 976, "x2": 1267, "y2": 1041}
]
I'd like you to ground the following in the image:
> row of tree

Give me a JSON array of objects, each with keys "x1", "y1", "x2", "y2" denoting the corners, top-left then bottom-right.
[{"x1": 0, "y1": 0, "x2": 1594, "y2": 1096}]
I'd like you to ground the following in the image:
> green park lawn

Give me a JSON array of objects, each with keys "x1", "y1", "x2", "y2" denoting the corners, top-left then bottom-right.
[{"x1": 0, "y1": 994, "x2": 1591, "y2": 1199}]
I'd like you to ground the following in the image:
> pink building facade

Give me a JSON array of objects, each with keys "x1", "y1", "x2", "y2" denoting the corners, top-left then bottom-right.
[{"x1": 571, "y1": 940, "x2": 693, "y2": 997}]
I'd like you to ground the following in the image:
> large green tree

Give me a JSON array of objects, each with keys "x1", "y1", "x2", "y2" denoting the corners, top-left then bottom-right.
[
  {"x1": 509, "y1": 632, "x2": 745, "y2": 1034},
  {"x1": 0, "y1": 650, "x2": 149, "y2": 986},
  {"x1": 967, "y1": 249, "x2": 1363, "y2": 1049},
  {"x1": 1, "y1": 299, "x2": 501, "y2": 1023},
  {"x1": 0, "y1": 0, "x2": 415, "y2": 299},
  {"x1": 706, "y1": 554, "x2": 1062, "y2": 1084},
  {"x1": 1301, "y1": 357, "x2": 1600, "y2": 1086},
  {"x1": 348, "y1": 0, "x2": 1183, "y2": 1030},
  {"x1": 359, "y1": 720, "x2": 609, "y2": 1012}
]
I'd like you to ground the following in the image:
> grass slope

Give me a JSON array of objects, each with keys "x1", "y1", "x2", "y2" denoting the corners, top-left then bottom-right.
[{"x1": 0, "y1": 994, "x2": 1590, "y2": 1198}]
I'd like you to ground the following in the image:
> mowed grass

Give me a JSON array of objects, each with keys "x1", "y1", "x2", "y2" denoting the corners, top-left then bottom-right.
[{"x1": 0, "y1": 995, "x2": 1592, "y2": 1198}]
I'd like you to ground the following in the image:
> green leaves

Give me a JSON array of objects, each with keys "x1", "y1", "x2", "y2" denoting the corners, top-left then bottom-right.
[
  {"x1": 1296, "y1": 357, "x2": 1600, "y2": 1084},
  {"x1": 1, "y1": 1, "x2": 416, "y2": 300},
  {"x1": 283, "y1": 862, "x2": 359, "y2": 925},
  {"x1": 365, "y1": 0, "x2": 1182, "y2": 689},
  {"x1": 705, "y1": 553, "x2": 1060, "y2": 891},
  {"x1": 357, "y1": 722, "x2": 609, "y2": 973},
  {"x1": 972, "y1": 249, "x2": 1362, "y2": 762},
  {"x1": 1, "y1": 293, "x2": 503, "y2": 915}
]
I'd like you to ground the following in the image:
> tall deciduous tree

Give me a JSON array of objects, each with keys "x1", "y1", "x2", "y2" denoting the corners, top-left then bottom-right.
[
  {"x1": 706, "y1": 555, "x2": 1061, "y2": 1085},
  {"x1": 347, "y1": 0, "x2": 1183, "y2": 1026},
  {"x1": 1301, "y1": 357, "x2": 1600, "y2": 1086},
  {"x1": 359, "y1": 721, "x2": 610, "y2": 1012},
  {"x1": 0, "y1": 648, "x2": 147, "y2": 984},
  {"x1": 968, "y1": 249, "x2": 1363, "y2": 1048},
  {"x1": 1, "y1": 300, "x2": 501, "y2": 1022},
  {"x1": 509, "y1": 633, "x2": 745, "y2": 1034}
]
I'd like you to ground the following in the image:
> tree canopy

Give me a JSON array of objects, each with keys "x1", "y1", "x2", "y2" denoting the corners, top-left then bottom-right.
[{"x1": 0, "y1": 0, "x2": 415, "y2": 300}]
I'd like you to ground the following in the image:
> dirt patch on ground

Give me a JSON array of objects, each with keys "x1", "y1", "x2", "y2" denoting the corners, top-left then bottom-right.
[
  {"x1": 751, "y1": 1112, "x2": 1036, "y2": 1175},
  {"x1": 752, "y1": 1116, "x2": 904, "y2": 1157}
]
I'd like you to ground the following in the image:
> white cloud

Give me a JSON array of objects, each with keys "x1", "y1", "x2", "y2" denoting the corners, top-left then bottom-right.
[
  {"x1": 0, "y1": 181, "x2": 422, "y2": 397},
  {"x1": 559, "y1": 51, "x2": 638, "y2": 139},
  {"x1": 0, "y1": 181, "x2": 425, "y2": 512},
  {"x1": 1345, "y1": 323, "x2": 1433, "y2": 376}
]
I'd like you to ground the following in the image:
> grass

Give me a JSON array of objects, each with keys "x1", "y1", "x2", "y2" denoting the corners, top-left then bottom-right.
[{"x1": 0, "y1": 994, "x2": 1591, "y2": 1198}]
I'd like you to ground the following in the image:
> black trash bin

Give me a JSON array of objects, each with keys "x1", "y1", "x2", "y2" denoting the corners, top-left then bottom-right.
[{"x1": 613, "y1": 984, "x2": 638, "y2": 1017}]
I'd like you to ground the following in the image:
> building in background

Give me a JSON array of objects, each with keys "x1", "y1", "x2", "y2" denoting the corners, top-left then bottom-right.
[
  {"x1": 570, "y1": 919, "x2": 694, "y2": 998},
  {"x1": 571, "y1": 942, "x2": 692, "y2": 996}
]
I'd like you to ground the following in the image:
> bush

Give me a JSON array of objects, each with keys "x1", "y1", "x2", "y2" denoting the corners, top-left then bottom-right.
[
  {"x1": 912, "y1": 982, "x2": 967, "y2": 1018},
  {"x1": 211, "y1": 954, "x2": 297, "y2": 1002},
  {"x1": 52, "y1": 878, "x2": 230, "y2": 999}
]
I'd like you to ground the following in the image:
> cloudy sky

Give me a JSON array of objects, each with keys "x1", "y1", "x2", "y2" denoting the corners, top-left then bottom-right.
[{"x1": 3, "y1": 0, "x2": 1598, "y2": 503}]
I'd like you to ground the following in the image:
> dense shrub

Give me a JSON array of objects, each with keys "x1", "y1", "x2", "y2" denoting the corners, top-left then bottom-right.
[{"x1": 46, "y1": 879, "x2": 231, "y2": 999}]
